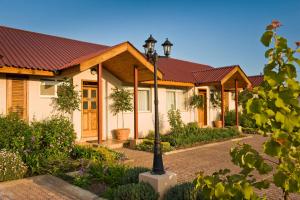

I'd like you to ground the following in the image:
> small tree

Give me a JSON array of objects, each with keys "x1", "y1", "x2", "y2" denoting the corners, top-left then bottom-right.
[
  {"x1": 53, "y1": 78, "x2": 80, "y2": 114},
  {"x1": 189, "y1": 94, "x2": 204, "y2": 109},
  {"x1": 210, "y1": 90, "x2": 221, "y2": 109},
  {"x1": 110, "y1": 87, "x2": 133, "y2": 128}
]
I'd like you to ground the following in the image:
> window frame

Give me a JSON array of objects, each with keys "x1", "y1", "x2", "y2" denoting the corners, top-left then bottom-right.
[
  {"x1": 166, "y1": 89, "x2": 188, "y2": 112},
  {"x1": 39, "y1": 79, "x2": 62, "y2": 98},
  {"x1": 125, "y1": 87, "x2": 152, "y2": 113}
]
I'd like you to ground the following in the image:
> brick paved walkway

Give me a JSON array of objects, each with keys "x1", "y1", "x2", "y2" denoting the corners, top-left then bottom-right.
[
  {"x1": 117, "y1": 135, "x2": 299, "y2": 200},
  {"x1": 0, "y1": 175, "x2": 103, "y2": 200}
]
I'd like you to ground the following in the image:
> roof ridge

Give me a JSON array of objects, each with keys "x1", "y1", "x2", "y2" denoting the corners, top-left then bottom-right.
[
  {"x1": 191, "y1": 65, "x2": 236, "y2": 74},
  {"x1": 161, "y1": 56, "x2": 214, "y2": 68},
  {"x1": 0, "y1": 25, "x2": 110, "y2": 48}
]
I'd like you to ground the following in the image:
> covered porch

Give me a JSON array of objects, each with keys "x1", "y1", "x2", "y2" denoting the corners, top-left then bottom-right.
[
  {"x1": 193, "y1": 66, "x2": 252, "y2": 127},
  {"x1": 63, "y1": 42, "x2": 163, "y2": 144}
]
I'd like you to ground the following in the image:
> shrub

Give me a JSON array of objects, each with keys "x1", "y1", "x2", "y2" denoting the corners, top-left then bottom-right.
[
  {"x1": 240, "y1": 112, "x2": 257, "y2": 129},
  {"x1": 0, "y1": 150, "x2": 27, "y2": 182},
  {"x1": 168, "y1": 109, "x2": 184, "y2": 133},
  {"x1": 162, "y1": 127, "x2": 239, "y2": 148},
  {"x1": 0, "y1": 113, "x2": 32, "y2": 153},
  {"x1": 88, "y1": 162, "x2": 128, "y2": 188},
  {"x1": 224, "y1": 110, "x2": 237, "y2": 126},
  {"x1": 164, "y1": 182, "x2": 202, "y2": 200},
  {"x1": 135, "y1": 139, "x2": 173, "y2": 152},
  {"x1": 121, "y1": 167, "x2": 150, "y2": 185},
  {"x1": 71, "y1": 145, "x2": 125, "y2": 163},
  {"x1": 104, "y1": 182, "x2": 159, "y2": 200}
]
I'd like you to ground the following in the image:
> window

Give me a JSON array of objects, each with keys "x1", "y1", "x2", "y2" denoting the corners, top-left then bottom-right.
[
  {"x1": 166, "y1": 91, "x2": 176, "y2": 111},
  {"x1": 40, "y1": 79, "x2": 62, "y2": 97},
  {"x1": 138, "y1": 89, "x2": 150, "y2": 111},
  {"x1": 166, "y1": 90, "x2": 187, "y2": 111},
  {"x1": 40, "y1": 80, "x2": 56, "y2": 96}
]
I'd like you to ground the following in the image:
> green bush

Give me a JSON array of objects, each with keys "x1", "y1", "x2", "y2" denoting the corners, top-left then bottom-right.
[
  {"x1": 240, "y1": 112, "x2": 257, "y2": 129},
  {"x1": 164, "y1": 182, "x2": 202, "y2": 200},
  {"x1": 224, "y1": 110, "x2": 238, "y2": 126},
  {"x1": 135, "y1": 139, "x2": 173, "y2": 152},
  {"x1": 104, "y1": 182, "x2": 159, "y2": 200},
  {"x1": 0, "y1": 114, "x2": 76, "y2": 174},
  {"x1": 121, "y1": 167, "x2": 150, "y2": 185},
  {"x1": 0, "y1": 113, "x2": 32, "y2": 153},
  {"x1": 168, "y1": 109, "x2": 184, "y2": 133},
  {"x1": 71, "y1": 145, "x2": 125, "y2": 163},
  {"x1": 88, "y1": 162, "x2": 128, "y2": 188},
  {"x1": 0, "y1": 150, "x2": 27, "y2": 182},
  {"x1": 163, "y1": 127, "x2": 239, "y2": 148}
]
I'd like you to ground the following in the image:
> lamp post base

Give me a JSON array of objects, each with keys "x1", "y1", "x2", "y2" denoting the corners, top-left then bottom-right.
[{"x1": 139, "y1": 171, "x2": 177, "y2": 200}]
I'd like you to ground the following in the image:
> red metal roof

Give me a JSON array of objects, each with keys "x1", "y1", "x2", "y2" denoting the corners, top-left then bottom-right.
[
  {"x1": 248, "y1": 75, "x2": 264, "y2": 87},
  {"x1": 192, "y1": 66, "x2": 236, "y2": 84},
  {"x1": 0, "y1": 25, "x2": 109, "y2": 71},
  {"x1": 157, "y1": 57, "x2": 213, "y2": 83},
  {"x1": 0, "y1": 25, "x2": 246, "y2": 85}
]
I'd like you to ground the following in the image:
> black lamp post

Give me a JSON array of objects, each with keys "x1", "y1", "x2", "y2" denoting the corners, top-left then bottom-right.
[{"x1": 144, "y1": 35, "x2": 173, "y2": 175}]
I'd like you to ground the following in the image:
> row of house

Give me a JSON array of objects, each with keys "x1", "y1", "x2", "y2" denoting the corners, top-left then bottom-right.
[{"x1": 0, "y1": 25, "x2": 263, "y2": 142}]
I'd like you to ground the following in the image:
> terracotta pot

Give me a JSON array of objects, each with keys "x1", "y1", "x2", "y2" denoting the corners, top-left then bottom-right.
[
  {"x1": 214, "y1": 120, "x2": 223, "y2": 128},
  {"x1": 114, "y1": 128, "x2": 130, "y2": 140}
]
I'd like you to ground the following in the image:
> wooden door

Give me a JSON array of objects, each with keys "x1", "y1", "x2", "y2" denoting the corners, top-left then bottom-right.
[
  {"x1": 82, "y1": 86, "x2": 98, "y2": 138},
  {"x1": 197, "y1": 90, "x2": 207, "y2": 127},
  {"x1": 6, "y1": 76, "x2": 28, "y2": 120}
]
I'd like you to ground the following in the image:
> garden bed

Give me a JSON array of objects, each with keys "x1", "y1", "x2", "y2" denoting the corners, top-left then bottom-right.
[{"x1": 132, "y1": 125, "x2": 241, "y2": 153}]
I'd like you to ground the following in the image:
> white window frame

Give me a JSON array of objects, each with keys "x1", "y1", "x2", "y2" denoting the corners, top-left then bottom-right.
[
  {"x1": 126, "y1": 87, "x2": 152, "y2": 113},
  {"x1": 39, "y1": 79, "x2": 61, "y2": 98},
  {"x1": 166, "y1": 89, "x2": 188, "y2": 112}
]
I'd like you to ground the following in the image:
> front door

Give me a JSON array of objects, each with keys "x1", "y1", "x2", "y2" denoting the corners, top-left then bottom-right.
[
  {"x1": 198, "y1": 90, "x2": 207, "y2": 127},
  {"x1": 82, "y1": 83, "x2": 98, "y2": 138}
]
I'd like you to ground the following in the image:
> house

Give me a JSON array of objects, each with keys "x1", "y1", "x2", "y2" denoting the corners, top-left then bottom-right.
[{"x1": 0, "y1": 25, "x2": 261, "y2": 142}]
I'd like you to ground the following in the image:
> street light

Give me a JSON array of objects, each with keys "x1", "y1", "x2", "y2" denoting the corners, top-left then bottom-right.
[{"x1": 144, "y1": 35, "x2": 173, "y2": 175}]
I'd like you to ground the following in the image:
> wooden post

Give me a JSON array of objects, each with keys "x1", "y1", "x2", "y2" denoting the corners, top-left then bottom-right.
[
  {"x1": 221, "y1": 84, "x2": 225, "y2": 128},
  {"x1": 235, "y1": 79, "x2": 239, "y2": 126},
  {"x1": 134, "y1": 66, "x2": 138, "y2": 139},
  {"x1": 97, "y1": 63, "x2": 103, "y2": 144}
]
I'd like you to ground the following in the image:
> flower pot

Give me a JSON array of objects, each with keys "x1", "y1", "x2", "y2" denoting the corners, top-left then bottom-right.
[
  {"x1": 114, "y1": 128, "x2": 130, "y2": 140},
  {"x1": 214, "y1": 120, "x2": 223, "y2": 128}
]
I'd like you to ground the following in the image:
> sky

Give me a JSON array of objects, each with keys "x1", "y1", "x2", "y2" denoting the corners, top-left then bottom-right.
[{"x1": 0, "y1": 0, "x2": 299, "y2": 76}]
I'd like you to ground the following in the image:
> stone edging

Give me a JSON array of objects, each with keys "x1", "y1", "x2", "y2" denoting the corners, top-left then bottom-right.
[{"x1": 163, "y1": 135, "x2": 254, "y2": 156}]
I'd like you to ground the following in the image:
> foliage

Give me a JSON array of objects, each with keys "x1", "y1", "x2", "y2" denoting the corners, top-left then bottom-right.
[
  {"x1": 162, "y1": 126, "x2": 240, "y2": 148},
  {"x1": 189, "y1": 94, "x2": 204, "y2": 109},
  {"x1": 238, "y1": 88, "x2": 254, "y2": 107},
  {"x1": 240, "y1": 113, "x2": 257, "y2": 129},
  {"x1": 244, "y1": 20, "x2": 300, "y2": 199},
  {"x1": 110, "y1": 87, "x2": 133, "y2": 128},
  {"x1": 104, "y1": 182, "x2": 159, "y2": 200},
  {"x1": 88, "y1": 162, "x2": 128, "y2": 188},
  {"x1": 164, "y1": 182, "x2": 202, "y2": 200},
  {"x1": 210, "y1": 90, "x2": 222, "y2": 109},
  {"x1": 135, "y1": 139, "x2": 173, "y2": 152},
  {"x1": 53, "y1": 78, "x2": 81, "y2": 114},
  {"x1": 167, "y1": 109, "x2": 184, "y2": 133},
  {"x1": 0, "y1": 114, "x2": 76, "y2": 174},
  {"x1": 71, "y1": 145, "x2": 125, "y2": 163},
  {"x1": 0, "y1": 150, "x2": 27, "y2": 182},
  {"x1": 120, "y1": 167, "x2": 150, "y2": 185},
  {"x1": 224, "y1": 110, "x2": 239, "y2": 126}
]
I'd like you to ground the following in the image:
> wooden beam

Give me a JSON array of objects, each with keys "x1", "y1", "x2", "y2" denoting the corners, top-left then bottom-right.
[
  {"x1": 97, "y1": 63, "x2": 103, "y2": 144},
  {"x1": 141, "y1": 80, "x2": 194, "y2": 87},
  {"x1": 80, "y1": 43, "x2": 127, "y2": 71},
  {"x1": 221, "y1": 66, "x2": 251, "y2": 87},
  {"x1": 0, "y1": 66, "x2": 54, "y2": 76},
  {"x1": 221, "y1": 84, "x2": 225, "y2": 128},
  {"x1": 134, "y1": 65, "x2": 138, "y2": 139},
  {"x1": 235, "y1": 79, "x2": 239, "y2": 127}
]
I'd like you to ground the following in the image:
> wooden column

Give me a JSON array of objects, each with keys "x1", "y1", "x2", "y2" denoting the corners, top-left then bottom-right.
[
  {"x1": 235, "y1": 79, "x2": 239, "y2": 127},
  {"x1": 134, "y1": 66, "x2": 138, "y2": 139},
  {"x1": 221, "y1": 84, "x2": 225, "y2": 128},
  {"x1": 97, "y1": 63, "x2": 103, "y2": 144}
]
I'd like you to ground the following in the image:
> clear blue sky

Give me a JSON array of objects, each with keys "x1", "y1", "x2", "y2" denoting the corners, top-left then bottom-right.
[{"x1": 0, "y1": 0, "x2": 299, "y2": 76}]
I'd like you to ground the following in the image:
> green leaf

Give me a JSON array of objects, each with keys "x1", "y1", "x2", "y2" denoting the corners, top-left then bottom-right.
[
  {"x1": 243, "y1": 183, "x2": 253, "y2": 199},
  {"x1": 275, "y1": 112, "x2": 285, "y2": 123},
  {"x1": 264, "y1": 139, "x2": 281, "y2": 156},
  {"x1": 215, "y1": 182, "x2": 225, "y2": 198},
  {"x1": 294, "y1": 58, "x2": 300, "y2": 66},
  {"x1": 261, "y1": 31, "x2": 274, "y2": 47},
  {"x1": 273, "y1": 171, "x2": 288, "y2": 188}
]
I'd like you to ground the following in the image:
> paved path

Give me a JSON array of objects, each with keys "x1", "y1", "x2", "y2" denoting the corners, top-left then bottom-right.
[
  {"x1": 0, "y1": 175, "x2": 103, "y2": 200},
  {"x1": 117, "y1": 135, "x2": 299, "y2": 200}
]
